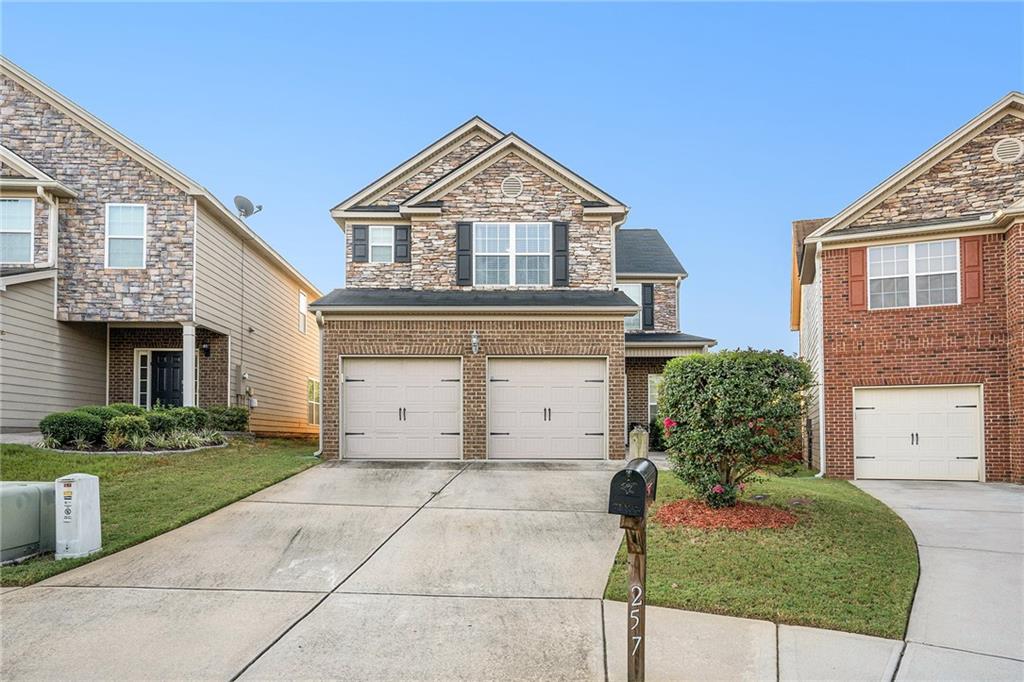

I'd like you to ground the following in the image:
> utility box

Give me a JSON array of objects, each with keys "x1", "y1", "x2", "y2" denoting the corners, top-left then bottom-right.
[
  {"x1": 55, "y1": 474, "x2": 102, "y2": 560},
  {"x1": 0, "y1": 482, "x2": 56, "y2": 563}
]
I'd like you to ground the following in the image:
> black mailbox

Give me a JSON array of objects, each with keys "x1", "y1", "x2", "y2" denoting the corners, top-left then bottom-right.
[{"x1": 608, "y1": 458, "x2": 658, "y2": 517}]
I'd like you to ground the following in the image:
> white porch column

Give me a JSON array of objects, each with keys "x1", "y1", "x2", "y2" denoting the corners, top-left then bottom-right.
[{"x1": 181, "y1": 322, "x2": 196, "y2": 407}]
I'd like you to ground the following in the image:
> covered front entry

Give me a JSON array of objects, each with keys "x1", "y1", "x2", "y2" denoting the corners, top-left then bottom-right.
[
  {"x1": 340, "y1": 357, "x2": 462, "y2": 460},
  {"x1": 487, "y1": 357, "x2": 607, "y2": 459},
  {"x1": 854, "y1": 385, "x2": 982, "y2": 481}
]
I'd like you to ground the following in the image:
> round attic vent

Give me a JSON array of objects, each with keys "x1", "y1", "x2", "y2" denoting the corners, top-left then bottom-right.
[
  {"x1": 501, "y1": 175, "x2": 524, "y2": 198},
  {"x1": 992, "y1": 137, "x2": 1024, "y2": 164}
]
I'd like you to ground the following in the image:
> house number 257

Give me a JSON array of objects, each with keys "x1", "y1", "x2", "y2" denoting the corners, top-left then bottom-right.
[{"x1": 630, "y1": 584, "x2": 643, "y2": 656}]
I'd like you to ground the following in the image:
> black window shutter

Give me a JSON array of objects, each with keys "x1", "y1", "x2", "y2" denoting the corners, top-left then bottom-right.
[
  {"x1": 351, "y1": 225, "x2": 368, "y2": 262},
  {"x1": 395, "y1": 226, "x2": 411, "y2": 263},
  {"x1": 456, "y1": 222, "x2": 473, "y2": 286},
  {"x1": 552, "y1": 221, "x2": 569, "y2": 287},
  {"x1": 642, "y1": 283, "x2": 655, "y2": 330}
]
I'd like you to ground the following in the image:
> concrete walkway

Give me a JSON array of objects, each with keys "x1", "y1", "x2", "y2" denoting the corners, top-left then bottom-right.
[
  {"x1": 3, "y1": 460, "x2": 906, "y2": 680},
  {"x1": 855, "y1": 480, "x2": 1024, "y2": 681},
  {"x1": 0, "y1": 431, "x2": 41, "y2": 445}
]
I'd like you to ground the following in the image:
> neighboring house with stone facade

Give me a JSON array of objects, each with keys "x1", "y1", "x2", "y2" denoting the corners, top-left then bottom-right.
[
  {"x1": 313, "y1": 117, "x2": 714, "y2": 461},
  {"x1": 0, "y1": 57, "x2": 321, "y2": 436},
  {"x1": 792, "y1": 91, "x2": 1023, "y2": 483}
]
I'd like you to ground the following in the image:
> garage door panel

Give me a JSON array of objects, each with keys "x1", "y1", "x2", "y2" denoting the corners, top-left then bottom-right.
[
  {"x1": 855, "y1": 386, "x2": 980, "y2": 481},
  {"x1": 488, "y1": 358, "x2": 606, "y2": 460},
  {"x1": 342, "y1": 358, "x2": 462, "y2": 460}
]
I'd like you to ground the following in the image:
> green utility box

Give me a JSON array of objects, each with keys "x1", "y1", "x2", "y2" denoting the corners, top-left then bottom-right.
[{"x1": 1, "y1": 482, "x2": 56, "y2": 563}]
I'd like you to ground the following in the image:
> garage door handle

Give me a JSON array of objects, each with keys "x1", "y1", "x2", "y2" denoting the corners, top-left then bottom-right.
[
  {"x1": 585, "y1": 432, "x2": 604, "y2": 436},
  {"x1": 344, "y1": 432, "x2": 365, "y2": 436},
  {"x1": 441, "y1": 378, "x2": 461, "y2": 383},
  {"x1": 440, "y1": 432, "x2": 460, "y2": 436},
  {"x1": 955, "y1": 404, "x2": 977, "y2": 409},
  {"x1": 855, "y1": 456, "x2": 875, "y2": 459},
  {"x1": 956, "y1": 456, "x2": 979, "y2": 460},
  {"x1": 345, "y1": 378, "x2": 365, "y2": 383},
  {"x1": 490, "y1": 432, "x2": 509, "y2": 436},
  {"x1": 855, "y1": 406, "x2": 875, "y2": 410},
  {"x1": 584, "y1": 379, "x2": 605, "y2": 383}
]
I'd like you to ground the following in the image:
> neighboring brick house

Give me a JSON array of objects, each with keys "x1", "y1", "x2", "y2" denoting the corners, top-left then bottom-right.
[
  {"x1": 792, "y1": 91, "x2": 1024, "y2": 483},
  {"x1": 0, "y1": 57, "x2": 321, "y2": 436},
  {"x1": 314, "y1": 117, "x2": 714, "y2": 460}
]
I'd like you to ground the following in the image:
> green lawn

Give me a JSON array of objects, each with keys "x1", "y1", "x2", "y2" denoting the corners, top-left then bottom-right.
[
  {"x1": 1, "y1": 438, "x2": 319, "y2": 586},
  {"x1": 604, "y1": 469, "x2": 918, "y2": 639}
]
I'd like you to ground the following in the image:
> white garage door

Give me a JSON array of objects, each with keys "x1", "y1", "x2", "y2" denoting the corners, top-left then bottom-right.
[
  {"x1": 488, "y1": 358, "x2": 606, "y2": 460},
  {"x1": 341, "y1": 357, "x2": 461, "y2": 459},
  {"x1": 854, "y1": 386, "x2": 981, "y2": 481}
]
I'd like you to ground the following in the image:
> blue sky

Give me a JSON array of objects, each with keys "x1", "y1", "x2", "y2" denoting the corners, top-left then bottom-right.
[{"x1": 3, "y1": 3, "x2": 1022, "y2": 351}]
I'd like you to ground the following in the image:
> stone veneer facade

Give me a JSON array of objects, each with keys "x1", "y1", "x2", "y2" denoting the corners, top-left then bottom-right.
[
  {"x1": 849, "y1": 114, "x2": 1024, "y2": 228},
  {"x1": 1, "y1": 76, "x2": 194, "y2": 321},
  {"x1": 320, "y1": 317, "x2": 626, "y2": 460},
  {"x1": 346, "y1": 153, "x2": 614, "y2": 290},
  {"x1": 108, "y1": 326, "x2": 229, "y2": 408},
  {"x1": 820, "y1": 233, "x2": 1016, "y2": 481},
  {"x1": 373, "y1": 134, "x2": 496, "y2": 207}
]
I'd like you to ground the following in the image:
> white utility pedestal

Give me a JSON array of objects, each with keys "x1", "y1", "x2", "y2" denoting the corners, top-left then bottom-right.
[{"x1": 55, "y1": 474, "x2": 101, "y2": 559}]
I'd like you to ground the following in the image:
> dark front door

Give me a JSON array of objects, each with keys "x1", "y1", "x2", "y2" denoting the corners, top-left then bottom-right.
[{"x1": 151, "y1": 351, "x2": 184, "y2": 407}]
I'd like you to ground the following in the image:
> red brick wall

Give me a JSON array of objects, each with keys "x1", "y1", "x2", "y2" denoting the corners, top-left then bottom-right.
[
  {"x1": 108, "y1": 326, "x2": 228, "y2": 408},
  {"x1": 821, "y1": 233, "x2": 1012, "y2": 480},
  {"x1": 320, "y1": 317, "x2": 626, "y2": 460},
  {"x1": 1006, "y1": 223, "x2": 1023, "y2": 482},
  {"x1": 626, "y1": 357, "x2": 667, "y2": 430}
]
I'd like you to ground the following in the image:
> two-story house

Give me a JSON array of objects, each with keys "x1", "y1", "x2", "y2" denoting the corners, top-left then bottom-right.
[
  {"x1": 792, "y1": 92, "x2": 1023, "y2": 483},
  {"x1": 0, "y1": 57, "x2": 321, "y2": 437},
  {"x1": 313, "y1": 117, "x2": 715, "y2": 460}
]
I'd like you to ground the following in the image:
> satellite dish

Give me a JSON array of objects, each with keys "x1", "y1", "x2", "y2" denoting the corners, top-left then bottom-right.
[{"x1": 234, "y1": 195, "x2": 263, "y2": 218}]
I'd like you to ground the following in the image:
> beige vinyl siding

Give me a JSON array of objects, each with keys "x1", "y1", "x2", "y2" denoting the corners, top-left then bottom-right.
[
  {"x1": 194, "y1": 207, "x2": 319, "y2": 436},
  {"x1": 0, "y1": 277, "x2": 106, "y2": 431},
  {"x1": 799, "y1": 271, "x2": 823, "y2": 470}
]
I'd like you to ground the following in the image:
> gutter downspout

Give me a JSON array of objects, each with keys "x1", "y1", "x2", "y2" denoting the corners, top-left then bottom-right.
[
  {"x1": 313, "y1": 310, "x2": 324, "y2": 458},
  {"x1": 814, "y1": 247, "x2": 826, "y2": 478},
  {"x1": 610, "y1": 212, "x2": 629, "y2": 450}
]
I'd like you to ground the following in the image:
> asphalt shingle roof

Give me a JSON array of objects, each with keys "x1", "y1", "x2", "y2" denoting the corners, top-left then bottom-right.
[
  {"x1": 625, "y1": 332, "x2": 716, "y2": 346},
  {"x1": 616, "y1": 229, "x2": 687, "y2": 276}
]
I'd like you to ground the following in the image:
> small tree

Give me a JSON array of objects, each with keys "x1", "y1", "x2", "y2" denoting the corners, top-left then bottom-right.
[{"x1": 659, "y1": 350, "x2": 813, "y2": 508}]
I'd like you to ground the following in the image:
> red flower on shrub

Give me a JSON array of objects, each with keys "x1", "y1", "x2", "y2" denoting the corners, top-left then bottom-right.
[
  {"x1": 663, "y1": 417, "x2": 677, "y2": 434},
  {"x1": 712, "y1": 484, "x2": 725, "y2": 494}
]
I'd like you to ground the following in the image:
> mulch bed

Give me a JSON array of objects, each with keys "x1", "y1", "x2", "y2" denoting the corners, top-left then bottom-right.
[{"x1": 654, "y1": 499, "x2": 799, "y2": 531}]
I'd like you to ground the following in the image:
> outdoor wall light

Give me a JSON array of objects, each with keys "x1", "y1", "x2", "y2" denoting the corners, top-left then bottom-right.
[
  {"x1": 200, "y1": 341, "x2": 211, "y2": 357},
  {"x1": 471, "y1": 330, "x2": 480, "y2": 355}
]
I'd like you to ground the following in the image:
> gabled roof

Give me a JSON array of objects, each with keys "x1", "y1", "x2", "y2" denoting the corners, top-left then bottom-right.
[
  {"x1": 0, "y1": 56, "x2": 319, "y2": 295},
  {"x1": 331, "y1": 116, "x2": 504, "y2": 214},
  {"x1": 616, "y1": 228, "x2": 686, "y2": 277},
  {"x1": 401, "y1": 133, "x2": 627, "y2": 212},
  {"x1": 808, "y1": 91, "x2": 1024, "y2": 241},
  {"x1": 0, "y1": 144, "x2": 78, "y2": 197}
]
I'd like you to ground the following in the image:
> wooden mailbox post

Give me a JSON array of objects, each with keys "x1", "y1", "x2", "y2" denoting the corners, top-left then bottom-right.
[{"x1": 608, "y1": 457, "x2": 658, "y2": 682}]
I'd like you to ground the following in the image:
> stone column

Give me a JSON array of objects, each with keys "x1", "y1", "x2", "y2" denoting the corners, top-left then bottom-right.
[{"x1": 181, "y1": 322, "x2": 196, "y2": 407}]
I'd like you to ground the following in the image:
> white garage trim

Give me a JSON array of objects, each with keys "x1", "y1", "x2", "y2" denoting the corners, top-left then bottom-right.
[
  {"x1": 338, "y1": 355, "x2": 464, "y2": 460},
  {"x1": 485, "y1": 355, "x2": 609, "y2": 460},
  {"x1": 853, "y1": 384, "x2": 985, "y2": 482}
]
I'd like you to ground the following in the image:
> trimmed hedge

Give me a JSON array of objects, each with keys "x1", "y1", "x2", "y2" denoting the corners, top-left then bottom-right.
[
  {"x1": 40, "y1": 411, "x2": 104, "y2": 446},
  {"x1": 206, "y1": 406, "x2": 249, "y2": 432},
  {"x1": 107, "y1": 414, "x2": 151, "y2": 439},
  {"x1": 76, "y1": 405, "x2": 123, "y2": 426},
  {"x1": 171, "y1": 406, "x2": 209, "y2": 431},
  {"x1": 108, "y1": 402, "x2": 145, "y2": 416},
  {"x1": 145, "y1": 410, "x2": 179, "y2": 434}
]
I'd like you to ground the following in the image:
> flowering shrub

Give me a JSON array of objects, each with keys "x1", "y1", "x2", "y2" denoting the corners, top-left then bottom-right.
[{"x1": 660, "y1": 350, "x2": 813, "y2": 507}]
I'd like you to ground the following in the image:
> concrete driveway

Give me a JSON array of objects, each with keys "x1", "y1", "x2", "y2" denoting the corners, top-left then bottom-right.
[{"x1": 855, "y1": 480, "x2": 1024, "y2": 681}]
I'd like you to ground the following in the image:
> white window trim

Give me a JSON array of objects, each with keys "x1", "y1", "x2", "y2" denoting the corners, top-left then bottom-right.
[
  {"x1": 298, "y1": 291, "x2": 308, "y2": 334},
  {"x1": 867, "y1": 238, "x2": 960, "y2": 310},
  {"x1": 307, "y1": 377, "x2": 321, "y2": 426},
  {"x1": 617, "y1": 281, "x2": 643, "y2": 330},
  {"x1": 472, "y1": 221, "x2": 553, "y2": 287},
  {"x1": 0, "y1": 197, "x2": 35, "y2": 265},
  {"x1": 648, "y1": 373, "x2": 663, "y2": 423},
  {"x1": 369, "y1": 225, "x2": 395, "y2": 264},
  {"x1": 105, "y1": 203, "x2": 147, "y2": 270},
  {"x1": 132, "y1": 347, "x2": 199, "y2": 408}
]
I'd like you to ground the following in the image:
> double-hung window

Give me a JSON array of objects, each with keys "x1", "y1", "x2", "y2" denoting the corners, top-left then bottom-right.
[
  {"x1": 369, "y1": 226, "x2": 394, "y2": 263},
  {"x1": 868, "y1": 239, "x2": 959, "y2": 309},
  {"x1": 298, "y1": 291, "x2": 308, "y2": 334},
  {"x1": 307, "y1": 378, "x2": 321, "y2": 425},
  {"x1": 618, "y1": 282, "x2": 643, "y2": 330},
  {"x1": 0, "y1": 198, "x2": 34, "y2": 264},
  {"x1": 106, "y1": 204, "x2": 146, "y2": 269},
  {"x1": 648, "y1": 374, "x2": 664, "y2": 422},
  {"x1": 473, "y1": 222, "x2": 551, "y2": 286}
]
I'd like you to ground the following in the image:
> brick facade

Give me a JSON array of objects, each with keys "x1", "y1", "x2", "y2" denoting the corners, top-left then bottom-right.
[
  {"x1": 625, "y1": 357, "x2": 667, "y2": 429},
  {"x1": 1006, "y1": 223, "x2": 1023, "y2": 481},
  {"x1": 820, "y1": 234, "x2": 1014, "y2": 481},
  {"x1": 1, "y1": 76, "x2": 194, "y2": 321},
  {"x1": 108, "y1": 326, "x2": 229, "y2": 408},
  {"x1": 345, "y1": 153, "x2": 614, "y2": 290},
  {"x1": 850, "y1": 114, "x2": 1024, "y2": 228},
  {"x1": 320, "y1": 316, "x2": 626, "y2": 460}
]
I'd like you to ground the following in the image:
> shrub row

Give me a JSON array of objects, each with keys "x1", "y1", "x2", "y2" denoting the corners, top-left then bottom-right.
[{"x1": 39, "y1": 403, "x2": 248, "y2": 450}]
